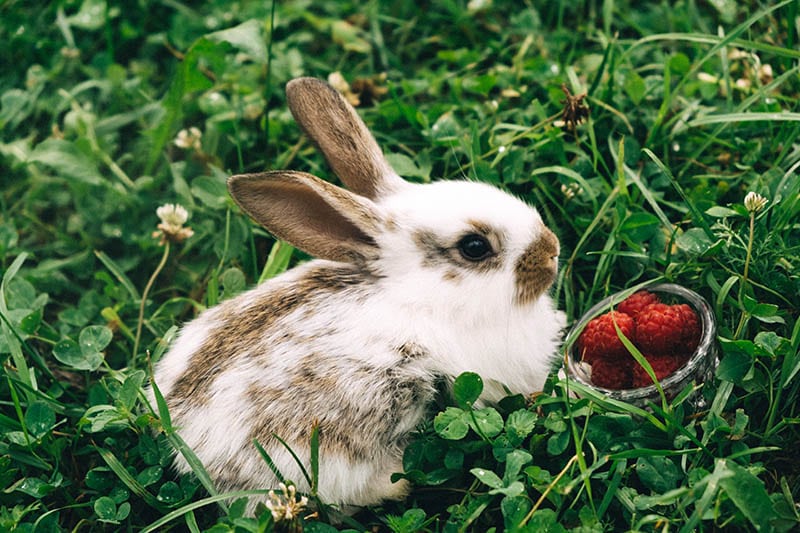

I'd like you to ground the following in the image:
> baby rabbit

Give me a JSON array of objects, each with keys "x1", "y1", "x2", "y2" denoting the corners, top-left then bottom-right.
[{"x1": 151, "y1": 77, "x2": 564, "y2": 510}]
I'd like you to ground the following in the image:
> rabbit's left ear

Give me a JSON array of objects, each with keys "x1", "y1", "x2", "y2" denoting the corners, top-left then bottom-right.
[
  {"x1": 227, "y1": 171, "x2": 383, "y2": 264},
  {"x1": 285, "y1": 77, "x2": 408, "y2": 200}
]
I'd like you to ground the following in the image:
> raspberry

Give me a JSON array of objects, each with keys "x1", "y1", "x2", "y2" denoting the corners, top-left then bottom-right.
[
  {"x1": 617, "y1": 290, "x2": 661, "y2": 318},
  {"x1": 590, "y1": 357, "x2": 632, "y2": 389},
  {"x1": 631, "y1": 354, "x2": 686, "y2": 388},
  {"x1": 577, "y1": 311, "x2": 635, "y2": 364},
  {"x1": 635, "y1": 303, "x2": 701, "y2": 355}
]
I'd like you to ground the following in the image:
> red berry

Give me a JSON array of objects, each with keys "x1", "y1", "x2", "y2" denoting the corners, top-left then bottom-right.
[
  {"x1": 631, "y1": 354, "x2": 686, "y2": 388},
  {"x1": 617, "y1": 290, "x2": 661, "y2": 318},
  {"x1": 590, "y1": 357, "x2": 633, "y2": 389},
  {"x1": 577, "y1": 311, "x2": 635, "y2": 364},
  {"x1": 635, "y1": 303, "x2": 702, "y2": 355}
]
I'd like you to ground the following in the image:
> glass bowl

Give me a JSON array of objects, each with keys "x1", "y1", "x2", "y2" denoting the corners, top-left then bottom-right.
[{"x1": 562, "y1": 282, "x2": 719, "y2": 407}]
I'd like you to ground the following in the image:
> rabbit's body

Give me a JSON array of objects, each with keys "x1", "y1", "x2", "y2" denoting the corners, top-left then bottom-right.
[{"x1": 151, "y1": 78, "x2": 564, "y2": 509}]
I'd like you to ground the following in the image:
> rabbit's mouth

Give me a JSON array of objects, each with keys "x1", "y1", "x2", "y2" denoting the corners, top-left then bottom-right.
[{"x1": 514, "y1": 228, "x2": 560, "y2": 306}]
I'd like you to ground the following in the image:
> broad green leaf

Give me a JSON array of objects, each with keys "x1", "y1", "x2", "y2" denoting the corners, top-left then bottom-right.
[
  {"x1": 623, "y1": 70, "x2": 646, "y2": 105},
  {"x1": 191, "y1": 175, "x2": 228, "y2": 209},
  {"x1": 136, "y1": 465, "x2": 163, "y2": 487},
  {"x1": 469, "y1": 407, "x2": 504, "y2": 438},
  {"x1": 331, "y1": 19, "x2": 371, "y2": 53},
  {"x1": 716, "y1": 351, "x2": 752, "y2": 382},
  {"x1": 705, "y1": 206, "x2": 741, "y2": 218},
  {"x1": 718, "y1": 461, "x2": 775, "y2": 531},
  {"x1": 28, "y1": 139, "x2": 103, "y2": 185},
  {"x1": 503, "y1": 449, "x2": 533, "y2": 485},
  {"x1": 11, "y1": 477, "x2": 56, "y2": 498},
  {"x1": 220, "y1": 268, "x2": 246, "y2": 299},
  {"x1": 547, "y1": 430, "x2": 570, "y2": 456},
  {"x1": 80, "y1": 325, "x2": 113, "y2": 356},
  {"x1": 118, "y1": 370, "x2": 146, "y2": 410},
  {"x1": 207, "y1": 19, "x2": 267, "y2": 64},
  {"x1": 676, "y1": 227, "x2": 715, "y2": 256},
  {"x1": 502, "y1": 495, "x2": 532, "y2": 530},
  {"x1": 385, "y1": 153, "x2": 429, "y2": 180},
  {"x1": 156, "y1": 481, "x2": 184, "y2": 505},
  {"x1": 635, "y1": 456, "x2": 683, "y2": 493},
  {"x1": 66, "y1": 0, "x2": 110, "y2": 30},
  {"x1": 434, "y1": 407, "x2": 469, "y2": 440},
  {"x1": 506, "y1": 409, "x2": 537, "y2": 440},
  {"x1": 471, "y1": 467, "x2": 504, "y2": 489},
  {"x1": 94, "y1": 496, "x2": 118, "y2": 521},
  {"x1": 54, "y1": 338, "x2": 103, "y2": 371},
  {"x1": 453, "y1": 372, "x2": 483, "y2": 408},
  {"x1": 24, "y1": 401, "x2": 56, "y2": 439},
  {"x1": 115, "y1": 502, "x2": 131, "y2": 521},
  {"x1": 385, "y1": 508, "x2": 426, "y2": 533},
  {"x1": 620, "y1": 212, "x2": 660, "y2": 242}
]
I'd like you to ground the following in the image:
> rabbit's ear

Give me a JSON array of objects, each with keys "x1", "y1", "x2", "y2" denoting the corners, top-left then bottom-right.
[
  {"x1": 285, "y1": 77, "x2": 407, "y2": 200},
  {"x1": 228, "y1": 171, "x2": 383, "y2": 263}
]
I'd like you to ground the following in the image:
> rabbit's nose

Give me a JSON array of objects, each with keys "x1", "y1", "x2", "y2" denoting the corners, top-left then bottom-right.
[{"x1": 514, "y1": 228, "x2": 560, "y2": 305}]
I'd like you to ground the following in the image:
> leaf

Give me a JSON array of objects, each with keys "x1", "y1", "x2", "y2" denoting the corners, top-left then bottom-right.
[
  {"x1": 66, "y1": 0, "x2": 109, "y2": 30},
  {"x1": 191, "y1": 175, "x2": 228, "y2": 209},
  {"x1": 207, "y1": 19, "x2": 267, "y2": 64},
  {"x1": 331, "y1": 20, "x2": 371, "y2": 53},
  {"x1": 676, "y1": 227, "x2": 715, "y2": 256},
  {"x1": 385, "y1": 153, "x2": 429, "y2": 180},
  {"x1": 471, "y1": 467, "x2": 504, "y2": 489},
  {"x1": 9, "y1": 477, "x2": 57, "y2": 498},
  {"x1": 53, "y1": 338, "x2": 103, "y2": 371},
  {"x1": 24, "y1": 401, "x2": 56, "y2": 439},
  {"x1": 718, "y1": 461, "x2": 775, "y2": 531},
  {"x1": 546, "y1": 430, "x2": 570, "y2": 456},
  {"x1": 118, "y1": 370, "x2": 146, "y2": 410},
  {"x1": 452, "y1": 372, "x2": 483, "y2": 408},
  {"x1": 156, "y1": 481, "x2": 184, "y2": 505},
  {"x1": 635, "y1": 456, "x2": 683, "y2": 493},
  {"x1": 705, "y1": 206, "x2": 741, "y2": 218},
  {"x1": 620, "y1": 212, "x2": 660, "y2": 242},
  {"x1": 469, "y1": 407, "x2": 504, "y2": 439},
  {"x1": 503, "y1": 449, "x2": 533, "y2": 485},
  {"x1": 502, "y1": 495, "x2": 532, "y2": 530},
  {"x1": 80, "y1": 325, "x2": 113, "y2": 356},
  {"x1": 505, "y1": 409, "x2": 537, "y2": 440},
  {"x1": 716, "y1": 351, "x2": 752, "y2": 382},
  {"x1": 623, "y1": 70, "x2": 646, "y2": 105},
  {"x1": 136, "y1": 465, "x2": 163, "y2": 487},
  {"x1": 434, "y1": 407, "x2": 469, "y2": 440},
  {"x1": 28, "y1": 139, "x2": 103, "y2": 185},
  {"x1": 219, "y1": 268, "x2": 246, "y2": 299},
  {"x1": 94, "y1": 496, "x2": 118, "y2": 521},
  {"x1": 385, "y1": 508, "x2": 427, "y2": 533}
]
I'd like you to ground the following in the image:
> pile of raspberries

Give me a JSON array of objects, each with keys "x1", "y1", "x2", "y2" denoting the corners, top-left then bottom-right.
[{"x1": 576, "y1": 290, "x2": 702, "y2": 389}]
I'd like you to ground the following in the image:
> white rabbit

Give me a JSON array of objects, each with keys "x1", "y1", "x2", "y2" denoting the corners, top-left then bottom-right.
[{"x1": 150, "y1": 77, "x2": 565, "y2": 510}]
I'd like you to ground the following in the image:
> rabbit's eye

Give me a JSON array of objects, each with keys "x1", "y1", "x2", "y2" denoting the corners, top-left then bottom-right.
[{"x1": 457, "y1": 234, "x2": 493, "y2": 261}]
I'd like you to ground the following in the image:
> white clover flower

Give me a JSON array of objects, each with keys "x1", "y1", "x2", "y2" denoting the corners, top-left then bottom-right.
[
  {"x1": 153, "y1": 203, "x2": 193, "y2": 244},
  {"x1": 265, "y1": 483, "x2": 309, "y2": 523},
  {"x1": 174, "y1": 127, "x2": 203, "y2": 151},
  {"x1": 744, "y1": 191, "x2": 768, "y2": 213}
]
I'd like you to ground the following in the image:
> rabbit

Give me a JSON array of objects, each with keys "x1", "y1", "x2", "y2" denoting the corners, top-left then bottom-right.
[{"x1": 150, "y1": 77, "x2": 565, "y2": 511}]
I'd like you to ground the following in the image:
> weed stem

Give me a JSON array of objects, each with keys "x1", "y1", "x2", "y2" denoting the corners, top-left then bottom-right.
[
  {"x1": 734, "y1": 211, "x2": 756, "y2": 339},
  {"x1": 133, "y1": 242, "x2": 171, "y2": 365}
]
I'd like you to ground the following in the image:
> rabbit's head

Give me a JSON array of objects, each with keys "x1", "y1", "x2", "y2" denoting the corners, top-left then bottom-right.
[{"x1": 228, "y1": 78, "x2": 563, "y2": 398}]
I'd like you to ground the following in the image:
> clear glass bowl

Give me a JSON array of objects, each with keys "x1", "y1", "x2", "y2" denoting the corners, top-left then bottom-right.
[{"x1": 562, "y1": 282, "x2": 719, "y2": 407}]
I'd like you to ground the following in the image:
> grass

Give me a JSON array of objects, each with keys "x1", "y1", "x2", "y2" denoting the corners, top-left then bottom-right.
[{"x1": 1, "y1": 0, "x2": 799, "y2": 530}]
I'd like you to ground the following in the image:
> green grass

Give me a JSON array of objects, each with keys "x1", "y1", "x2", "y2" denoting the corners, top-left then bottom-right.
[{"x1": 1, "y1": 0, "x2": 799, "y2": 530}]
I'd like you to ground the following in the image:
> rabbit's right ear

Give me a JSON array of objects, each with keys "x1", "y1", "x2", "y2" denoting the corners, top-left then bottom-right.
[
  {"x1": 286, "y1": 77, "x2": 408, "y2": 200},
  {"x1": 228, "y1": 171, "x2": 383, "y2": 263}
]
